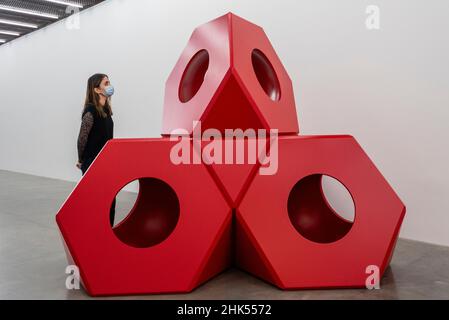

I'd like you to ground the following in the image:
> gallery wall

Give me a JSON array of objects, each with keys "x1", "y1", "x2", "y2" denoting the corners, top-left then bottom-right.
[{"x1": 1, "y1": 0, "x2": 448, "y2": 246}]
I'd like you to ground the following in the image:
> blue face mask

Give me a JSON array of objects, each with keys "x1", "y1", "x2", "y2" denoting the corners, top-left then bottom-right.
[{"x1": 103, "y1": 85, "x2": 115, "y2": 97}]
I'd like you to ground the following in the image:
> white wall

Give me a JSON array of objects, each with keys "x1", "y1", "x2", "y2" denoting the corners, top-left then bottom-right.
[{"x1": 1, "y1": 0, "x2": 448, "y2": 246}]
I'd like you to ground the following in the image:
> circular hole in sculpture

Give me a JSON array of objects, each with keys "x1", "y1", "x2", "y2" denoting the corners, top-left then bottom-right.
[
  {"x1": 112, "y1": 178, "x2": 180, "y2": 248},
  {"x1": 288, "y1": 174, "x2": 355, "y2": 244},
  {"x1": 112, "y1": 180, "x2": 139, "y2": 227},
  {"x1": 179, "y1": 49, "x2": 209, "y2": 103},
  {"x1": 251, "y1": 49, "x2": 281, "y2": 101}
]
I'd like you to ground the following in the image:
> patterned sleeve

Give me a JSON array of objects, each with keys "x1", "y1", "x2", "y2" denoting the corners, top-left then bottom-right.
[{"x1": 77, "y1": 112, "x2": 94, "y2": 162}]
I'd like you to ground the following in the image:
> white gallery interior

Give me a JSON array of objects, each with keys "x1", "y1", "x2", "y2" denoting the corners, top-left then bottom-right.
[{"x1": 0, "y1": 0, "x2": 448, "y2": 248}]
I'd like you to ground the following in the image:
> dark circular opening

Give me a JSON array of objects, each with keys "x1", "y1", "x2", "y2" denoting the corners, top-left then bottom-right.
[
  {"x1": 251, "y1": 49, "x2": 281, "y2": 101},
  {"x1": 112, "y1": 178, "x2": 180, "y2": 248},
  {"x1": 287, "y1": 174, "x2": 355, "y2": 244},
  {"x1": 179, "y1": 49, "x2": 209, "y2": 103}
]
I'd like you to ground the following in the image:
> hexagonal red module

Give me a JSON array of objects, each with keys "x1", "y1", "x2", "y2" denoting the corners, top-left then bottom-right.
[
  {"x1": 162, "y1": 13, "x2": 299, "y2": 136},
  {"x1": 56, "y1": 138, "x2": 232, "y2": 296},
  {"x1": 236, "y1": 135, "x2": 406, "y2": 289}
]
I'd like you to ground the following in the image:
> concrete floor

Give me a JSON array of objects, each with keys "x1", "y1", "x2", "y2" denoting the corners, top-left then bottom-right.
[{"x1": 0, "y1": 169, "x2": 448, "y2": 300}]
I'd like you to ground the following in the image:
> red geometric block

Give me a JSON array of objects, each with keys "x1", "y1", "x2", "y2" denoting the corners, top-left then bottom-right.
[
  {"x1": 56, "y1": 138, "x2": 231, "y2": 296},
  {"x1": 162, "y1": 13, "x2": 299, "y2": 136},
  {"x1": 236, "y1": 135, "x2": 406, "y2": 289},
  {"x1": 196, "y1": 136, "x2": 268, "y2": 207}
]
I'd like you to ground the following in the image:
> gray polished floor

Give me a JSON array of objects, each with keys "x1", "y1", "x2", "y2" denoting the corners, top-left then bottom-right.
[{"x1": 0, "y1": 169, "x2": 448, "y2": 300}]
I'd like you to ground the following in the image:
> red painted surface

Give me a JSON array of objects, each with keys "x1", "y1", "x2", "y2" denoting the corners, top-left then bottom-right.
[
  {"x1": 162, "y1": 13, "x2": 299, "y2": 136},
  {"x1": 236, "y1": 135, "x2": 405, "y2": 289},
  {"x1": 56, "y1": 139, "x2": 231, "y2": 296},
  {"x1": 56, "y1": 13, "x2": 405, "y2": 296},
  {"x1": 196, "y1": 136, "x2": 266, "y2": 207}
]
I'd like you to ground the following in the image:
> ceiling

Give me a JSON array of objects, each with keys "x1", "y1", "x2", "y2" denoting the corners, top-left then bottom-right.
[{"x1": 0, "y1": 0, "x2": 105, "y2": 46}]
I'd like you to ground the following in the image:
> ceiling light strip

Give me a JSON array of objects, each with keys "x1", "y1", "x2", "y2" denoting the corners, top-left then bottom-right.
[
  {"x1": 0, "y1": 5, "x2": 59, "y2": 19},
  {"x1": 0, "y1": 30, "x2": 20, "y2": 36},
  {"x1": 43, "y1": 0, "x2": 84, "y2": 9},
  {"x1": 0, "y1": 19, "x2": 39, "y2": 29}
]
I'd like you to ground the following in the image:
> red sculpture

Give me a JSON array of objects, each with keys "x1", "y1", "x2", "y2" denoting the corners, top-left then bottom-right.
[
  {"x1": 162, "y1": 13, "x2": 299, "y2": 136},
  {"x1": 56, "y1": 13, "x2": 405, "y2": 296},
  {"x1": 236, "y1": 135, "x2": 405, "y2": 288},
  {"x1": 57, "y1": 138, "x2": 232, "y2": 295}
]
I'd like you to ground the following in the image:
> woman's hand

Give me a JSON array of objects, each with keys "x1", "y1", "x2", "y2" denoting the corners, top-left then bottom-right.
[{"x1": 76, "y1": 161, "x2": 82, "y2": 169}]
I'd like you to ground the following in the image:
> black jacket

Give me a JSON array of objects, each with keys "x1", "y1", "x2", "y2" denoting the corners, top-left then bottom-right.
[{"x1": 80, "y1": 104, "x2": 114, "y2": 166}]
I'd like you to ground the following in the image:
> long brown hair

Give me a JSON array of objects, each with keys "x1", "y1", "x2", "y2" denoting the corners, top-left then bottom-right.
[{"x1": 83, "y1": 73, "x2": 113, "y2": 118}]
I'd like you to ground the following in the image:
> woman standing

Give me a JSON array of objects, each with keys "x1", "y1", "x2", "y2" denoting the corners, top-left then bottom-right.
[{"x1": 76, "y1": 73, "x2": 115, "y2": 226}]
